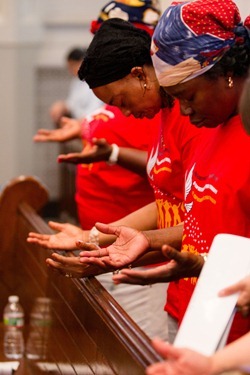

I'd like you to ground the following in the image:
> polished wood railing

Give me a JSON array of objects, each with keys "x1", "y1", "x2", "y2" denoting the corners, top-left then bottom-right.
[{"x1": 0, "y1": 176, "x2": 162, "y2": 374}]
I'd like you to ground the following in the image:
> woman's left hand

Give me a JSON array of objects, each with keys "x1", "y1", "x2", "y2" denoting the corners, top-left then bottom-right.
[
  {"x1": 146, "y1": 339, "x2": 212, "y2": 375},
  {"x1": 219, "y1": 275, "x2": 250, "y2": 317},
  {"x1": 46, "y1": 250, "x2": 109, "y2": 278}
]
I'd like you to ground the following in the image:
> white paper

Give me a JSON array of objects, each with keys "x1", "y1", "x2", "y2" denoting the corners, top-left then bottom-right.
[{"x1": 174, "y1": 233, "x2": 250, "y2": 355}]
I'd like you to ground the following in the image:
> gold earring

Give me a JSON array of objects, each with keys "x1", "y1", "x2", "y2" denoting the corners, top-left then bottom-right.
[{"x1": 228, "y1": 76, "x2": 234, "y2": 88}]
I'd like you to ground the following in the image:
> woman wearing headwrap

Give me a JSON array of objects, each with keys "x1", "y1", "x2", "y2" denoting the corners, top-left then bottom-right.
[
  {"x1": 30, "y1": 0, "x2": 172, "y2": 341},
  {"x1": 240, "y1": 73, "x2": 250, "y2": 133},
  {"x1": 76, "y1": 0, "x2": 250, "y2": 345},
  {"x1": 150, "y1": 0, "x2": 250, "y2": 344},
  {"x1": 28, "y1": 9, "x2": 208, "y2": 343},
  {"x1": 146, "y1": 18, "x2": 250, "y2": 373}
]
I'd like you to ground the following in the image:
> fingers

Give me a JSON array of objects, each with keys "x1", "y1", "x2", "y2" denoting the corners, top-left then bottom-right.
[
  {"x1": 79, "y1": 256, "x2": 109, "y2": 269},
  {"x1": 46, "y1": 257, "x2": 68, "y2": 273},
  {"x1": 113, "y1": 264, "x2": 171, "y2": 284},
  {"x1": 77, "y1": 243, "x2": 109, "y2": 266},
  {"x1": 47, "y1": 221, "x2": 65, "y2": 232},
  {"x1": 46, "y1": 253, "x2": 102, "y2": 278},
  {"x1": 57, "y1": 153, "x2": 79, "y2": 164},
  {"x1": 27, "y1": 232, "x2": 50, "y2": 240},
  {"x1": 77, "y1": 242, "x2": 107, "y2": 268},
  {"x1": 27, "y1": 233, "x2": 50, "y2": 247},
  {"x1": 59, "y1": 116, "x2": 69, "y2": 127},
  {"x1": 37, "y1": 129, "x2": 51, "y2": 135},
  {"x1": 146, "y1": 339, "x2": 175, "y2": 375},
  {"x1": 112, "y1": 272, "x2": 143, "y2": 285},
  {"x1": 50, "y1": 252, "x2": 77, "y2": 265},
  {"x1": 95, "y1": 222, "x2": 119, "y2": 236},
  {"x1": 92, "y1": 138, "x2": 107, "y2": 146},
  {"x1": 46, "y1": 258, "x2": 77, "y2": 278},
  {"x1": 162, "y1": 245, "x2": 182, "y2": 262},
  {"x1": 76, "y1": 241, "x2": 100, "y2": 251},
  {"x1": 79, "y1": 247, "x2": 108, "y2": 261},
  {"x1": 151, "y1": 339, "x2": 181, "y2": 360},
  {"x1": 219, "y1": 280, "x2": 243, "y2": 297},
  {"x1": 146, "y1": 362, "x2": 169, "y2": 375},
  {"x1": 112, "y1": 268, "x2": 145, "y2": 283}
]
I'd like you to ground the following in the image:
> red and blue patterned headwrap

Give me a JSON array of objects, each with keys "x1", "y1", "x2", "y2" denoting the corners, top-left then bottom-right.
[
  {"x1": 91, "y1": 0, "x2": 161, "y2": 36},
  {"x1": 151, "y1": 0, "x2": 250, "y2": 86}
]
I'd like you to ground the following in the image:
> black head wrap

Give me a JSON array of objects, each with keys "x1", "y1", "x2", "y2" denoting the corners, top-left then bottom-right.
[{"x1": 78, "y1": 18, "x2": 152, "y2": 89}]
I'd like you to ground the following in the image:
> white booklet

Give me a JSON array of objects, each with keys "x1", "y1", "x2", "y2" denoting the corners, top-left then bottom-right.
[{"x1": 174, "y1": 233, "x2": 250, "y2": 355}]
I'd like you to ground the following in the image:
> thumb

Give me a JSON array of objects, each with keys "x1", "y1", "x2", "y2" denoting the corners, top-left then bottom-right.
[
  {"x1": 162, "y1": 245, "x2": 182, "y2": 262},
  {"x1": 151, "y1": 339, "x2": 182, "y2": 360},
  {"x1": 95, "y1": 222, "x2": 119, "y2": 236},
  {"x1": 93, "y1": 138, "x2": 107, "y2": 146},
  {"x1": 76, "y1": 241, "x2": 99, "y2": 250},
  {"x1": 60, "y1": 116, "x2": 69, "y2": 125},
  {"x1": 48, "y1": 221, "x2": 64, "y2": 231}
]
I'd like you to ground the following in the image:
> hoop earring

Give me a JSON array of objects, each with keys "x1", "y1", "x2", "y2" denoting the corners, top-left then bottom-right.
[{"x1": 228, "y1": 76, "x2": 234, "y2": 88}]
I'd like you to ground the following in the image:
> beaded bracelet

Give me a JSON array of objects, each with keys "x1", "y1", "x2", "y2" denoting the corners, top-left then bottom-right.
[
  {"x1": 200, "y1": 253, "x2": 209, "y2": 262},
  {"x1": 89, "y1": 226, "x2": 100, "y2": 246},
  {"x1": 107, "y1": 143, "x2": 119, "y2": 165}
]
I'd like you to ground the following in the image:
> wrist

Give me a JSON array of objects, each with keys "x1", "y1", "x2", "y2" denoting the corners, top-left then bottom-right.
[
  {"x1": 107, "y1": 143, "x2": 119, "y2": 165},
  {"x1": 199, "y1": 252, "x2": 209, "y2": 266},
  {"x1": 141, "y1": 231, "x2": 152, "y2": 249},
  {"x1": 89, "y1": 226, "x2": 100, "y2": 246}
]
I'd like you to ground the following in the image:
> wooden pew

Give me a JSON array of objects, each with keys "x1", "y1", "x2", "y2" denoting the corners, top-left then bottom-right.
[{"x1": 0, "y1": 176, "x2": 162, "y2": 374}]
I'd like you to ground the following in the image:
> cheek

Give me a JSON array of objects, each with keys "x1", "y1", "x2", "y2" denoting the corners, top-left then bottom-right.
[
  {"x1": 126, "y1": 88, "x2": 144, "y2": 107},
  {"x1": 194, "y1": 91, "x2": 218, "y2": 115}
]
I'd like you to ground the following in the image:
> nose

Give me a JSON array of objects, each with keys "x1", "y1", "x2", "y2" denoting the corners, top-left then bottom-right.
[{"x1": 179, "y1": 100, "x2": 194, "y2": 116}]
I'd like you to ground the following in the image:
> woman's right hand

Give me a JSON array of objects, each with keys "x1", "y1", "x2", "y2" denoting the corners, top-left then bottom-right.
[
  {"x1": 57, "y1": 138, "x2": 113, "y2": 164},
  {"x1": 27, "y1": 221, "x2": 88, "y2": 250},
  {"x1": 33, "y1": 117, "x2": 82, "y2": 142},
  {"x1": 78, "y1": 223, "x2": 150, "y2": 269}
]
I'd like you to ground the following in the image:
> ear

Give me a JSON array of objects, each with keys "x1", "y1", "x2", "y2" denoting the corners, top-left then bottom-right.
[{"x1": 130, "y1": 66, "x2": 145, "y2": 81}]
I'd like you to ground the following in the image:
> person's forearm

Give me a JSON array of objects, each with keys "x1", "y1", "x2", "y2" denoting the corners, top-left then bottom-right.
[
  {"x1": 117, "y1": 147, "x2": 148, "y2": 175},
  {"x1": 98, "y1": 202, "x2": 158, "y2": 246},
  {"x1": 142, "y1": 224, "x2": 183, "y2": 251},
  {"x1": 210, "y1": 332, "x2": 250, "y2": 374},
  {"x1": 133, "y1": 250, "x2": 169, "y2": 267}
]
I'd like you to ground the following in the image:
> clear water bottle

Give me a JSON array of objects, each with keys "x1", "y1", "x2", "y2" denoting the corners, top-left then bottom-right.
[
  {"x1": 3, "y1": 295, "x2": 25, "y2": 359},
  {"x1": 26, "y1": 297, "x2": 52, "y2": 360}
]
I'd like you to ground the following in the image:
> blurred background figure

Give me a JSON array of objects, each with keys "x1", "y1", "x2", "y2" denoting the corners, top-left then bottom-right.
[{"x1": 49, "y1": 47, "x2": 102, "y2": 126}]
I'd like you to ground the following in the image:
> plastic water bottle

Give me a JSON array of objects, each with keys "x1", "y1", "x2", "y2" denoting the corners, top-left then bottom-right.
[
  {"x1": 3, "y1": 295, "x2": 25, "y2": 359},
  {"x1": 26, "y1": 297, "x2": 52, "y2": 360}
]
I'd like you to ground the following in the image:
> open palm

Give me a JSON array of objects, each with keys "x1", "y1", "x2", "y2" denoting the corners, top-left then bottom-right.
[
  {"x1": 79, "y1": 223, "x2": 150, "y2": 269},
  {"x1": 27, "y1": 221, "x2": 85, "y2": 250}
]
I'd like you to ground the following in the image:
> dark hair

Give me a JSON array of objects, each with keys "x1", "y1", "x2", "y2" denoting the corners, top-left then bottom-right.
[
  {"x1": 78, "y1": 18, "x2": 152, "y2": 89},
  {"x1": 205, "y1": 26, "x2": 250, "y2": 80},
  {"x1": 67, "y1": 47, "x2": 86, "y2": 62}
]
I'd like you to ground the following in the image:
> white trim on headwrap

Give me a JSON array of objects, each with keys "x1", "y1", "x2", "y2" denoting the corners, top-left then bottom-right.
[{"x1": 151, "y1": 51, "x2": 214, "y2": 86}]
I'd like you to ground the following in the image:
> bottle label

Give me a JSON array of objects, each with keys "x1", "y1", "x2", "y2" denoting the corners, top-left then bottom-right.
[{"x1": 4, "y1": 315, "x2": 24, "y2": 328}]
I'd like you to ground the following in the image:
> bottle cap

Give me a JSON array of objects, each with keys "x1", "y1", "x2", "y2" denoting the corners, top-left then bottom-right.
[
  {"x1": 8, "y1": 295, "x2": 19, "y2": 303},
  {"x1": 35, "y1": 297, "x2": 51, "y2": 304}
]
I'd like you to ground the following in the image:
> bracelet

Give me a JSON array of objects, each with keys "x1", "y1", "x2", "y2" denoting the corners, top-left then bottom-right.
[
  {"x1": 200, "y1": 253, "x2": 208, "y2": 263},
  {"x1": 107, "y1": 143, "x2": 119, "y2": 165},
  {"x1": 89, "y1": 226, "x2": 99, "y2": 246}
]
